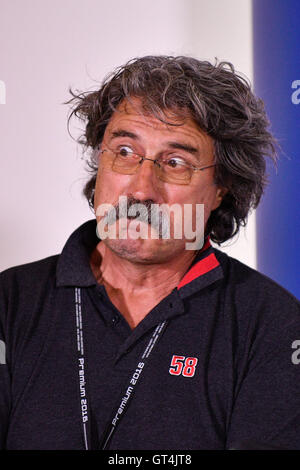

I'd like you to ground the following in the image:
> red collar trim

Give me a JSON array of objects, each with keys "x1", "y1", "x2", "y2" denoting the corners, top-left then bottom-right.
[
  {"x1": 201, "y1": 237, "x2": 211, "y2": 252},
  {"x1": 177, "y1": 239, "x2": 220, "y2": 290}
]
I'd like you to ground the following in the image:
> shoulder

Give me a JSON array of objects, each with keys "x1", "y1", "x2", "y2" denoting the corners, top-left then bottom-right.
[
  {"x1": 213, "y1": 249, "x2": 300, "y2": 372},
  {"x1": 214, "y1": 247, "x2": 300, "y2": 308},
  {"x1": 0, "y1": 256, "x2": 60, "y2": 342},
  {"x1": 213, "y1": 248, "x2": 300, "y2": 337},
  {"x1": 0, "y1": 255, "x2": 59, "y2": 297}
]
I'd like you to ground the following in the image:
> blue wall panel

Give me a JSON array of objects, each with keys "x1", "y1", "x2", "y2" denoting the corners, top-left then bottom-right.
[{"x1": 253, "y1": 0, "x2": 300, "y2": 299}]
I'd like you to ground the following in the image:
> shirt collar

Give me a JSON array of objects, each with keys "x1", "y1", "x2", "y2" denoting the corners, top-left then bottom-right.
[
  {"x1": 176, "y1": 238, "x2": 224, "y2": 298},
  {"x1": 56, "y1": 219, "x2": 99, "y2": 287},
  {"x1": 56, "y1": 218, "x2": 223, "y2": 292}
]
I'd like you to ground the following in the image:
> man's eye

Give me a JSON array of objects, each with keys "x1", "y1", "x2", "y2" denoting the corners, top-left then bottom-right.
[
  {"x1": 165, "y1": 156, "x2": 186, "y2": 168},
  {"x1": 118, "y1": 146, "x2": 134, "y2": 157}
]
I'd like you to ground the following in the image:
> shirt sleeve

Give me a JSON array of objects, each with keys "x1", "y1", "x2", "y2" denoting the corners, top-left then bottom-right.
[
  {"x1": 226, "y1": 295, "x2": 300, "y2": 450},
  {"x1": 0, "y1": 275, "x2": 11, "y2": 449}
]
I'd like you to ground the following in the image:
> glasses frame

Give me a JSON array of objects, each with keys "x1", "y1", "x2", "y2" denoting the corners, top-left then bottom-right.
[{"x1": 99, "y1": 147, "x2": 217, "y2": 184}]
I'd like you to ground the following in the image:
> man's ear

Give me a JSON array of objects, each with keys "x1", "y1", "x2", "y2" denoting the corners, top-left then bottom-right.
[{"x1": 212, "y1": 187, "x2": 228, "y2": 211}]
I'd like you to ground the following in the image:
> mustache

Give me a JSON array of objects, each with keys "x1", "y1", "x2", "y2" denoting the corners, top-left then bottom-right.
[
  {"x1": 102, "y1": 196, "x2": 170, "y2": 236},
  {"x1": 115, "y1": 196, "x2": 154, "y2": 223}
]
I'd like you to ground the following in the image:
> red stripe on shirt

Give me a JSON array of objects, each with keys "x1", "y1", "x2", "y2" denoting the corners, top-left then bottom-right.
[{"x1": 177, "y1": 253, "x2": 220, "y2": 289}]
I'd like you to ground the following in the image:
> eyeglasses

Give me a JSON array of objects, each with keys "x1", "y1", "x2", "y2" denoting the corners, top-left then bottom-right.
[{"x1": 99, "y1": 146, "x2": 216, "y2": 185}]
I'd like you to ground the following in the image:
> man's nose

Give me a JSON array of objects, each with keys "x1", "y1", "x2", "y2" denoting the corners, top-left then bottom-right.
[{"x1": 128, "y1": 159, "x2": 161, "y2": 201}]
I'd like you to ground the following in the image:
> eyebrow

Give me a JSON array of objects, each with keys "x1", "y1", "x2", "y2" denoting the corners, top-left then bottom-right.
[
  {"x1": 110, "y1": 129, "x2": 199, "y2": 156},
  {"x1": 166, "y1": 142, "x2": 199, "y2": 155},
  {"x1": 111, "y1": 130, "x2": 138, "y2": 140}
]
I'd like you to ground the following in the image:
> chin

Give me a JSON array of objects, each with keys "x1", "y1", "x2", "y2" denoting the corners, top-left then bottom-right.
[{"x1": 104, "y1": 237, "x2": 184, "y2": 264}]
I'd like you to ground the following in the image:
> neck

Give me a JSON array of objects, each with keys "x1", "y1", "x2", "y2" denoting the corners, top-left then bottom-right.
[
  {"x1": 90, "y1": 242, "x2": 197, "y2": 294},
  {"x1": 90, "y1": 242, "x2": 198, "y2": 329}
]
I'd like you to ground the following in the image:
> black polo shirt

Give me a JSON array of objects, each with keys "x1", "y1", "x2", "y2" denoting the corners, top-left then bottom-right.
[{"x1": 0, "y1": 219, "x2": 300, "y2": 450}]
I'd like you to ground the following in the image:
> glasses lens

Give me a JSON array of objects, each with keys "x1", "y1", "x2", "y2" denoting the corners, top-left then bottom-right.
[
  {"x1": 113, "y1": 151, "x2": 141, "y2": 174},
  {"x1": 102, "y1": 149, "x2": 192, "y2": 185},
  {"x1": 157, "y1": 161, "x2": 191, "y2": 185},
  {"x1": 101, "y1": 149, "x2": 139, "y2": 174}
]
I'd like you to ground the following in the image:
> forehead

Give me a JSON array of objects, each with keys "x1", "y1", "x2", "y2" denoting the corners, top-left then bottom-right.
[{"x1": 104, "y1": 97, "x2": 213, "y2": 150}]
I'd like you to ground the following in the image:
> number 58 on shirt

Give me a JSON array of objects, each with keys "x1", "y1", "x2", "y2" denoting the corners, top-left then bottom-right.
[{"x1": 169, "y1": 355, "x2": 198, "y2": 378}]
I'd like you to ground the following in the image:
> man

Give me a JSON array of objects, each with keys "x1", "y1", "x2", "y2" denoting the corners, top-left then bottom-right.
[{"x1": 0, "y1": 56, "x2": 299, "y2": 450}]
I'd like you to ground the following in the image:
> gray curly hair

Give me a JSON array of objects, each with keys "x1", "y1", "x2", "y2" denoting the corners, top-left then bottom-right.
[{"x1": 66, "y1": 55, "x2": 277, "y2": 244}]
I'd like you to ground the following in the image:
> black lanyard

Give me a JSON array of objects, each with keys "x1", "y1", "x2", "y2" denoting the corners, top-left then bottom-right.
[
  {"x1": 74, "y1": 287, "x2": 91, "y2": 450},
  {"x1": 74, "y1": 287, "x2": 168, "y2": 450}
]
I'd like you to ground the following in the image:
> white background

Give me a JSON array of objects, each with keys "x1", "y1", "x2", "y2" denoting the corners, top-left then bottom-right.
[{"x1": 0, "y1": 0, "x2": 255, "y2": 271}]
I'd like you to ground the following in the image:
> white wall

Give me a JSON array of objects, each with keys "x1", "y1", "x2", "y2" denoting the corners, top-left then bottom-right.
[{"x1": 0, "y1": 0, "x2": 255, "y2": 271}]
